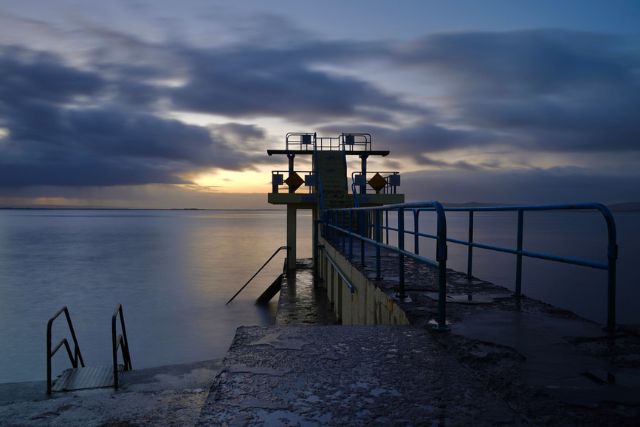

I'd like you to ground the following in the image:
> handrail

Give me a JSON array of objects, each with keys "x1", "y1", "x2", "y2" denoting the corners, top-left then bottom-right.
[
  {"x1": 318, "y1": 245, "x2": 356, "y2": 293},
  {"x1": 46, "y1": 306, "x2": 85, "y2": 394},
  {"x1": 405, "y1": 202, "x2": 618, "y2": 332},
  {"x1": 271, "y1": 170, "x2": 314, "y2": 194},
  {"x1": 284, "y1": 132, "x2": 372, "y2": 151},
  {"x1": 324, "y1": 201, "x2": 619, "y2": 332},
  {"x1": 226, "y1": 246, "x2": 290, "y2": 305},
  {"x1": 112, "y1": 304, "x2": 132, "y2": 390},
  {"x1": 324, "y1": 202, "x2": 448, "y2": 330},
  {"x1": 351, "y1": 171, "x2": 400, "y2": 195},
  {"x1": 351, "y1": 181, "x2": 360, "y2": 208}
]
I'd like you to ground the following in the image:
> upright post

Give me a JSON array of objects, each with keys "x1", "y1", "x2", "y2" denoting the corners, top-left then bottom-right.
[
  {"x1": 359, "y1": 211, "x2": 365, "y2": 267},
  {"x1": 313, "y1": 213, "x2": 319, "y2": 282},
  {"x1": 359, "y1": 154, "x2": 369, "y2": 194},
  {"x1": 287, "y1": 205, "x2": 297, "y2": 271},
  {"x1": 287, "y1": 153, "x2": 295, "y2": 194},
  {"x1": 515, "y1": 210, "x2": 524, "y2": 305},
  {"x1": 607, "y1": 250, "x2": 617, "y2": 333},
  {"x1": 603, "y1": 207, "x2": 618, "y2": 333},
  {"x1": 467, "y1": 211, "x2": 474, "y2": 279},
  {"x1": 434, "y1": 202, "x2": 448, "y2": 331},
  {"x1": 398, "y1": 208, "x2": 405, "y2": 299},
  {"x1": 375, "y1": 210, "x2": 382, "y2": 280},
  {"x1": 340, "y1": 211, "x2": 346, "y2": 253},
  {"x1": 385, "y1": 210, "x2": 389, "y2": 244},
  {"x1": 348, "y1": 210, "x2": 353, "y2": 260},
  {"x1": 413, "y1": 210, "x2": 420, "y2": 255}
]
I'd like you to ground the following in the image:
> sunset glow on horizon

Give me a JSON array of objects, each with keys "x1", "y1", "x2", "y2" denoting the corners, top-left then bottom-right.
[{"x1": 1, "y1": 1, "x2": 639, "y2": 208}]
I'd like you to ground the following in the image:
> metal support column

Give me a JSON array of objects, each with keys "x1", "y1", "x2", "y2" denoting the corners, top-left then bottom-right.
[
  {"x1": 359, "y1": 154, "x2": 369, "y2": 194},
  {"x1": 287, "y1": 205, "x2": 296, "y2": 271},
  {"x1": 515, "y1": 210, "x2": 524, "y2": 306},
  {"x1": 287, "y1": 153, "x2": 295, "y2": 194}
]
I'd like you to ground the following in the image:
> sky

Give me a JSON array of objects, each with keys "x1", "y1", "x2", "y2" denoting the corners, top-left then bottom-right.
[{"x1": 0, "y1": 0, "x2": 639, "y2": 208}]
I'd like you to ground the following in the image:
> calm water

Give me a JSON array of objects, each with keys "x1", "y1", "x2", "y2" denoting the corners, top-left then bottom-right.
[
  {"x1": 0, "y1": 209, "x2": 311, "y2": 383},
  {"x1": 0, "y1": 209, "x2": 637, "y2": 383}
]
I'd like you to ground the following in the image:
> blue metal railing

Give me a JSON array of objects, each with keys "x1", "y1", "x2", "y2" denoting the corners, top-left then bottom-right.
[
  {"x1": 350, "y1": 171, "x2": 400, "y2": 195},
  {"x1": 285, "y1": 132, "x2": 372, "y2": 151},
  {"x1": 343, "y1": 202, "x2": 618, "y2": 332},
  {"x1": 323, "y1": 202, "x2": 449, "y2": 331},
  {"x1": 407, "y1": 203, "x2": 617, "y2": 332}
]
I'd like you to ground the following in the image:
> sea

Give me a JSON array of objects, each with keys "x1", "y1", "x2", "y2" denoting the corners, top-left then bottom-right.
[{"x1": 0, "y1": 208, "x2": 637, "y2": 383}]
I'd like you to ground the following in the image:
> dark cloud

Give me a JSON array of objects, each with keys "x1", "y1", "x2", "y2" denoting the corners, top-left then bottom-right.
[
  {"x1": 1, "y1": 21, "x2": 640, "y2": 199},
  {"x1": 393, "y1": 30, "x2": 640, "y2": 153},
  {"x1": 167, "y1": 44, "x2": 418, "y2": 123},
  {"x1": 402, "y1": 167, "x2": 640, "y2": 205},
  {"x1": 0, "y1": 46, "x2": 258, "y2": 187},
  {"x1": 0, "y1": 46, "x2": 105, "y2": 107}
]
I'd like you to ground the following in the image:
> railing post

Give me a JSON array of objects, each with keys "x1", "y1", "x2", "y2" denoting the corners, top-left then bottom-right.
[
  {"x1": 46, "y1": 321, "x2": 52, "y2": 395},
  {"x1": 607, "y1": 250, "x2": 617, "y2": 333},
  {"x1": 414, "y1": 210, "x2": 420, "y2": 255},
  {"x1": 398, "y1": 208, "x2": 405, "y2": 299},
  {"x1": 515, "y1": 210, "x2": 524, "y2": 306},
  {"x1": 467, "y1": 211, "x2": 474, "y2": 279},
  {"x1": 385, "y1": 210, "x2": 389, "y2": 244},
  {"x1": 341, "y1": 212, "x2": 346, "y2": 253},
  {"x1": 349, "y1": 210, "x2": 353, "y2": 260},
  {"x1": 119, "y1": 306, "x2": 131, "y2": 369},
  {"x1": 434, "y1": 202, "x2": 449, "y2": 331},
  {"x1": 603, "y1": 205, "x2": 618, "y2": 333},
  {"x1": 112, "y1": 312, "x2": 118, "y2": 389},
  {"x1": 359, "y1": 211, "x2": 365, "y2": 267},
  {"x1": 375, "y1": 210, "x2": 382, "y2": 280}
]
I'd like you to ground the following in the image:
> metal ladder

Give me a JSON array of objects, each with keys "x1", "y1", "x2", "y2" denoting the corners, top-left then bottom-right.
[{"x1": 46, "y1": 304, "x2": 132, "y2": 394}]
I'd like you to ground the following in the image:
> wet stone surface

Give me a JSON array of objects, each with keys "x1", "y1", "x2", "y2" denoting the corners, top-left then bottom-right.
[
  {"x1": 333, "y1": 241, "x2": 640, "y2": 424},
  {"x1": 198, "y1": 325, "x2": 517, "y2": 426},
  {"x1": 276, "y1": 261, "x2": 338, "y2": 326},
  {"x1": 0, "y1": 359, "x2": 221, "y2": 426}
]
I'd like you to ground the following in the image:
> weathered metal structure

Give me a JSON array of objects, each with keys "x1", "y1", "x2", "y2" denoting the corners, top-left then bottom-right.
[
  {"x1": 267, "y1": 132, "x2": 404, "y2": 271},
  {"x1": 264, "y1": 132, "x2": 618, "y2": 332}
]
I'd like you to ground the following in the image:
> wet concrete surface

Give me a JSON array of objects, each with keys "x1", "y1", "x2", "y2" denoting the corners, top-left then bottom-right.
[
  {"x1": 198, "y1": 325, "x2": 517, "y2": 426},
  {"x1": 276, "y1": 260, "x2": 338, "y2": 326},
  {"x1": 0, "y1": 359, "x2": 221, "y2": 426},
  {"x1": 340, "y1": 243, "x2": 640, "y2": 423}
]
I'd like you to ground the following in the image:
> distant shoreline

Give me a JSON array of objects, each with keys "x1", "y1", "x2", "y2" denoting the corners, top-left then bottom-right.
[
  {"x1": 1, "y1": 202, "x2": 639, "y2": 212},
  {"x1": 0, "y1": 207, "x2": 286, "y2": 211}
]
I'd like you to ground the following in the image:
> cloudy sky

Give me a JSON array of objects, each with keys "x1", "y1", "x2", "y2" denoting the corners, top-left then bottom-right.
[{"x1": 0, "y1": 0, "x2": 639, "y2": 208}]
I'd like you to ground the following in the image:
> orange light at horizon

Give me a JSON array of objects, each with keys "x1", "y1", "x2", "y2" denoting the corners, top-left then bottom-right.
[{"x1": 190, "y1": 167, "x2": 273, "y2": 193}]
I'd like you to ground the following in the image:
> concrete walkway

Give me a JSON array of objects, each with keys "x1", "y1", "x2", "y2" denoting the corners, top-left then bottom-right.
[
  {"x1": 198, "y1": 325, "x2": 517, "y2": 426},
  {"x1": 198, "y1": 257, "x2": 640, "y2": 425}
]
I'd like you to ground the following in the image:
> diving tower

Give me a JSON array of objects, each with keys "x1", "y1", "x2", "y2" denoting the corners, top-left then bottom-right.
[{"x1": 267, "y1": 132, "x2": 404, "y2": 270}]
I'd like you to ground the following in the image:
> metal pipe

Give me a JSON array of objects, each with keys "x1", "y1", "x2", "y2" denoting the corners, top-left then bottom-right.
[
  {"x1": 359, "y1": 211, "x2": 365, "y2": 267},
  {"x1": 414, "y1": 210, "x2": 420, "y2": 255},
  {"x1": 375, "y1": 210, "x2": 382, "y2": 280},
  {"x1": 349, "y1": 210, "x2": 353, "y2": 260},
  {"x1": 515, "y1": 210, "x2": 524, "y2": 304},
  {"x1": 385, "y1": 210, "x2": 389, "y2": 244},
  {"x1": 398, "y1": 208, "x2": 405, "y2": 299},
  {"x1": 226, "y1": 246, "x2": 289, "y2": 305},
  {"x1": 467, "y1": 211, "x2": 474, "y2": 279}
]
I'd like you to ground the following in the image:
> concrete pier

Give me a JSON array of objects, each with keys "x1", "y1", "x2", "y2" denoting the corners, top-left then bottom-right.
[
  {"x1": 197, "y1": 256, "x2": 640, "y2": 425},
  {"x1": 197, "y1": 326, "x2": 516, "y2": 426}
]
